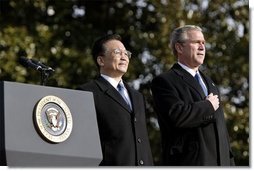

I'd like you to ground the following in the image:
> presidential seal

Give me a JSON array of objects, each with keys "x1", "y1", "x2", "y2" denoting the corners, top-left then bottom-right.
[{"x1": 34, "y1": 95, "x2": 73, "y2": 143}]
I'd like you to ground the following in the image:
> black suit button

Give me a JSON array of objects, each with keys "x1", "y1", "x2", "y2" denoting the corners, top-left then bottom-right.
[
  {"x1": 139, "y1": 160, "x2": 144, "y2": 165},
  {"x1": 137, "y1": 138, "x2": 142, "y2": 143},
  {"x1": 134, "y1": 117, "x2": 137, "y2": 122}
]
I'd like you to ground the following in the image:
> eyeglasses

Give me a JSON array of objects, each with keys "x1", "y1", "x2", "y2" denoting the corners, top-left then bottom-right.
[{"x1": 106, "y1": 48, "x2": 132, "y2": 59}]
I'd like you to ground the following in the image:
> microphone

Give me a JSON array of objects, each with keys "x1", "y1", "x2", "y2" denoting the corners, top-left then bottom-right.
[
  {"x1": 19, "y1": 57, "x2": 55, "y2": 72},
  {"x1": 19, "y1": 56, "x2": 43, "y2": 71},
  {"x1": 30, "y1": 59, "x2": 55, "y2": 72}
]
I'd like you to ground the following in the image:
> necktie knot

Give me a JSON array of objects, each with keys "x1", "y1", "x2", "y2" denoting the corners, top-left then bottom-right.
[
  {"x1": 117, "y1": 83, "x2": 124, "y2": 91},
  {"x1": 195, "y1": 73, "x2": 201, "y2": 81}
]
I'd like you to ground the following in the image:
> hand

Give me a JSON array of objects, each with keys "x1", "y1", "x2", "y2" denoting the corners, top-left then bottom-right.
[{"x1": 206, "y1": 93, "x2": 220, "y2": 111}]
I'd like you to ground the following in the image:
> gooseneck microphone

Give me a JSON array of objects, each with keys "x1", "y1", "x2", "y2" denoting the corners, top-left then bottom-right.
[
  {"x1": 19, "y1": 56, "x2": 55, "y2": 72},
  {"x1": 18, "y1": 56, "x2": 55, "y2": 85},
  {"x1": 30, "y1": 58, "x2": 55, "y2": 72},
  {"x1": 19, "y1": 56, "x2": 43, "y2": 71}
]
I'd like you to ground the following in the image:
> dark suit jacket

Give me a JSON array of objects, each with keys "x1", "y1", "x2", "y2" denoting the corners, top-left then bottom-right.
[
  {"x1": 77, "y1": 76, "x2": 153, "y2": 166},
  {"x1": 151, "y1": 63, "x2": 235, "y2": 166}
]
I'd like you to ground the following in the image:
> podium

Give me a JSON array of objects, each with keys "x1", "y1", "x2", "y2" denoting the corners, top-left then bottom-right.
[{"x1": 0, "y1": 81, "x2": 102, "y2": 166}]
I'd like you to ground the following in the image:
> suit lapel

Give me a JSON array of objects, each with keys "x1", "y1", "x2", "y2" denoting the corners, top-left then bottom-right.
[
  {"x1": 200, "y1": 72, "x2": 218, "y2": 95},
  {"x1": 125, "y1": 83, "x2": 137, "y2": 113},
  {"x1": 172, "y1": 63, "x2": 207, "y2": 98},
  {"x1": 95, "y1": 77, "x2": 132, "y2": 113}
]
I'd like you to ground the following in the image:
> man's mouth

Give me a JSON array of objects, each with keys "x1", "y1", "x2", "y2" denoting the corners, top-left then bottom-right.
[{"x1": 197, "y1": 53, "x2": 204, "y2": 56}]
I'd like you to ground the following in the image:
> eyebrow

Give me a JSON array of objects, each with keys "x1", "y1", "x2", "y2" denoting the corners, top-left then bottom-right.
[{"x1": 184, "y1": 39, "x2": 206, "y2": 43}]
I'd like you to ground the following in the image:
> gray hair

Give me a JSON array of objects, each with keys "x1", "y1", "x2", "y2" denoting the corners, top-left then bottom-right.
[{"x1": 170, "y1": 25, "x2": 203, "y2": 57}]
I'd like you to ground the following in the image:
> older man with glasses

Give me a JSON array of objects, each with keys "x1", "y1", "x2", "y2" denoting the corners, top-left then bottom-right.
[{"x1": 77, "y1": 34, "x2": 153, "y2": 166}]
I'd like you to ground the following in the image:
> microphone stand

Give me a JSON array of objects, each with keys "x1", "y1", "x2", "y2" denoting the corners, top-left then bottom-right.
[{"x1": 40, "y1": 68, "x2": 54, "y2": 86}]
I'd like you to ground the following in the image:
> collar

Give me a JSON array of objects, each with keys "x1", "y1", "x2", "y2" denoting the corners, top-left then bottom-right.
[
  {"x1": 178, "y1": 62, "x2": 199, "y2": 77},
  {"x1": 100, "y1": 74, "x2": 121, "y2": 90}
]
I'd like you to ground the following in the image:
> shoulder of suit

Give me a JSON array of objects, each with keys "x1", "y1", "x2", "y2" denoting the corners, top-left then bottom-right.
[
  {"x1": 124, "y1": 83, "x2": 143, "y2": 96},
  {"x1": 153, "y1": 69, "x2": 175, "y2": 81},
  {"x1": 154, "y1": 63, "x2": 179, "y2": 78},
  {"x1": 76, "y1": 80, "x2": 97, "y2": 91}
]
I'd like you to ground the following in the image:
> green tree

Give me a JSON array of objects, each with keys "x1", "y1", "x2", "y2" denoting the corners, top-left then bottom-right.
[{"x1": 0, "y1": 0, "x2": 249, "y2": 166}]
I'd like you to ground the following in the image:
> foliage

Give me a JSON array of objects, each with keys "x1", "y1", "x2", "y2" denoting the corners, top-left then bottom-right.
[{"x1": 0, "y1": 0, "x2": 249, "y2": 166}]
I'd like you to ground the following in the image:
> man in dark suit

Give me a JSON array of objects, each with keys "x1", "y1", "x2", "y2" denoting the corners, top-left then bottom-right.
[
  {"x1": 151, "y1": 25, "x2": 235, "y2": 166},
  {"x1": 77, "y1": 34, "x2": 153, "y2": 166}
]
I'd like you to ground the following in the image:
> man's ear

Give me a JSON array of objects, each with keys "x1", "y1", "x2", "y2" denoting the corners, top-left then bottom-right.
[
  {"x1": 175, "y1": 43, "x2": 183, "y2": 53},
  {"x1": 97, "y1": 56, "x2": 104, "y2": 67}
]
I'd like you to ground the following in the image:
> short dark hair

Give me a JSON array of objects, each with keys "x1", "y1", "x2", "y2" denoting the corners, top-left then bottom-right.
[{"x1": 92, "y1": 34, "x2": 122, "y2": 68}]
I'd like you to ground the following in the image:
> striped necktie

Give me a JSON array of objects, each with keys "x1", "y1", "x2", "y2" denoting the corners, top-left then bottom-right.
[{"x1": 117, "y1": 83, "x2": 132, "y2": 110}]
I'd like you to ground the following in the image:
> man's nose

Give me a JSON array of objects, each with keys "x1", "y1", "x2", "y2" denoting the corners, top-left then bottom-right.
[{"x1": 199, "y1": 43, "x2": 205, "y2": 50}]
